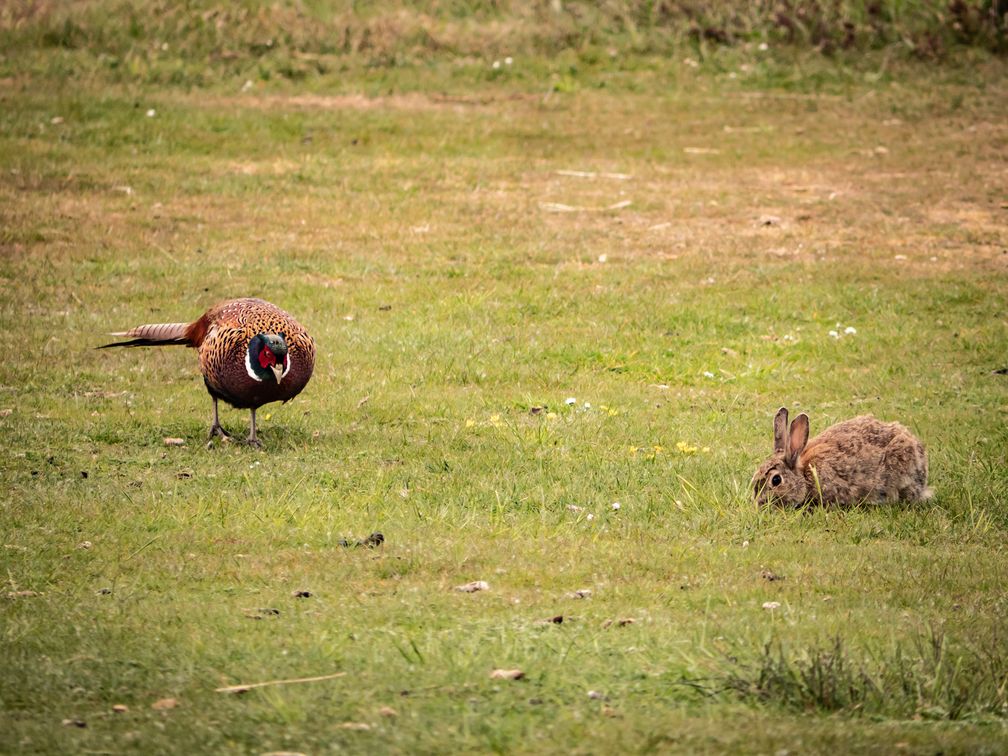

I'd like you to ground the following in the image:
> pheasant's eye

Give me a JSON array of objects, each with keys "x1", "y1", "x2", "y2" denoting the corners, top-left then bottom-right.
[{"x1": 771, "y1": 474, "x2": 782, "y2": 487}]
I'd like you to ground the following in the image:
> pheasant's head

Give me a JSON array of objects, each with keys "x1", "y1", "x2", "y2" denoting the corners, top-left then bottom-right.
[{"x1": 247, "y1": 333, "x2": 289, "y2": 384}]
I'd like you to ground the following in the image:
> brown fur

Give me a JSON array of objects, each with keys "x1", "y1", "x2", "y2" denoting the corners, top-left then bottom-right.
[{"x1": 753, "y1": 407, "x2": 932, "y2": 508}]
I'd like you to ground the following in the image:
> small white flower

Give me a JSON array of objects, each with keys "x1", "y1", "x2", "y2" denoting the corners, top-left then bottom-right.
[
  {"x1": 597, "y1": 254, "x2": 607, "y2": 263},
  {"x1": 583, "y1": 402, "x2": 591, "y2": 410},
  {"x1": 742, "y1": 540, "x2": 749, "y2": 548},
  {"x1": 146, "y1": 109, "x2": 156, "y2": 118},
  {"x1": 611, "y1": 502, "x2": 621, "y2": 511},
  {"x1": 758, "y1": 42, "x2": 769, "y2": 51},
  {"x1": 828, "y1": 330, "x2": 839, "y2": 339},
  {"x1": 492, "y1": 60, "x2": 501, "y2": 69},
  {"x1": 703, "y1": 371, "x2": 715, "y2": 378},
  {"x1": 504, "y1": 56, "x2": 513, "y2": 66},
  {"x1": 565, "y1": 397, "x2": 577, "y2": 405},
  {"x1": 762, "y1": 601, "x2": 781, "y2": 610},
  {"x1": 844, "y1": 326, "x2": 857, "y2": 335},
  {"x1": 586, "y1": 513, "x2": 594, "y2": 521}
]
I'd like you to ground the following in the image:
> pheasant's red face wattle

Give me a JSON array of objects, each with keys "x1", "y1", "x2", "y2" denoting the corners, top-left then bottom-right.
[{"x1": 258, "y1": 347, "x2": 277, "y2": 369}]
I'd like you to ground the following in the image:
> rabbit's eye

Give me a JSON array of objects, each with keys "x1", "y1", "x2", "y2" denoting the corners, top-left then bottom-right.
[{"x1": 771, "y1": 474, "x2": 782, "y2": 487}]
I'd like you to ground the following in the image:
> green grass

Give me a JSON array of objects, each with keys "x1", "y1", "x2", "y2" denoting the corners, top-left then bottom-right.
[{"x1": 2, "y1": 3, "x2": 1008, "y2": 753}]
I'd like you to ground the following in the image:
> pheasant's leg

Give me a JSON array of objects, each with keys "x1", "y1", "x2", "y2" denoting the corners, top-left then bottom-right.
[
  {"x1": 206, "y1": 397, "x2": 232, "y2": 448},
  {"x1": 246, "y1": 407, "x2": 263, "y2": 448}
]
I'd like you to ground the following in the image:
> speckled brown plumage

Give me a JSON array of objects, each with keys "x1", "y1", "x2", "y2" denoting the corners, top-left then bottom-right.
[{"x1": 101, "y1": 298, "x2": 315, "y2": 447}]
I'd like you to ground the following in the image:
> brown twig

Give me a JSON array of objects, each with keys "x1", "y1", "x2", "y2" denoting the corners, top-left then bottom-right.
[{"x1": 215, "y1": 672, "x2": 346, "y2": 694}]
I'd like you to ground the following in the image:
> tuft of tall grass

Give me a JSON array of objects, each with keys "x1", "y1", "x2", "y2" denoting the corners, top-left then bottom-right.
[
  {"x1": 1, "y1": 1, "x2": 1005, "y2": 88},
  {"x1": 715, "y1": 629, "x2": 1008, "y2": 720}
]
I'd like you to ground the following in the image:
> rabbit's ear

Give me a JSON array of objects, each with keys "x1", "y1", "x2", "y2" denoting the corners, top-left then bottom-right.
[
  {"x1": 786, "y1": 413, "x2": 810, "y2": 467},
  {"x1": 773, "y1": 407, "x2": 789, "y2": 455}
]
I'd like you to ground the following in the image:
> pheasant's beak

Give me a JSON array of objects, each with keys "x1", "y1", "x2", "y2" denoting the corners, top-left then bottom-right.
[{"x1": 270, "y1": 364, "x2": 284, "y2": 384}]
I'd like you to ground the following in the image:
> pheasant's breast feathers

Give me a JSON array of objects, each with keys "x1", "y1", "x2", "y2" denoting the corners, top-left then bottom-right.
[{"x1": 198, "y1": 298, "x2": 316, "y2": 409}]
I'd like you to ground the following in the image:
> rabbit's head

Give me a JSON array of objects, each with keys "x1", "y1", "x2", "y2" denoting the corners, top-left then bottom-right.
[{"x1": 752, "y1": 407, "x2": 810, "y2": 508}]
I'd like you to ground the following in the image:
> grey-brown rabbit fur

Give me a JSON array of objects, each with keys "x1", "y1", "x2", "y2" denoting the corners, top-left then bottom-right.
[{"x1": 752, "y1": 407, "x2": 933, "y2": 508}]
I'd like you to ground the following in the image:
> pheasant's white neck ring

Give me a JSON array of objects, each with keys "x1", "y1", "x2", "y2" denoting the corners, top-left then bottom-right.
[{"x1": 245, "y1": 349, "x2": 263, "y2": 382}]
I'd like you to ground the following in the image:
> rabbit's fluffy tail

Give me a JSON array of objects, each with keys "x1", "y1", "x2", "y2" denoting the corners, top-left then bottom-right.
[{"x1": 921, "y1": 486, "x2": 935, "y2": 501}]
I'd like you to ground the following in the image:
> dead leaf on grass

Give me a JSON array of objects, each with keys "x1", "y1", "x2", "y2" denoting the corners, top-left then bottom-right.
[
  {"x1": 455, "y1": 580, "x2": 489, "y2": 593},
  {"x1": 151, "y1": 697, "x2": 178, "y2": 710},
  {"x1": 760, "y1": 570, "x2": 785, "y2": 582},
  {"x1": 568, "y1": 588, "x2": 592, "y2": 599},
  {"x1": 6, "y1": 590, "x2": 38, "y2": 599},
  {"x1": 490, "y1": 669, "x2": 525, "y2": 680},
  {"x1": 601, "y1": 618, "x2": 636, "y2": 628},
  {"x1": 163, "y1": 437, "x2": 186, "y2": 446},
  {"x1": 339, "y1": 532, "x2": 384, "y2": 548},
  {"x1": 61, "y1": 718, "x2": 87, "y2": 728},
  {"x1": 337, "y1": 722, "x2": 371, "y2": 731},
  {"x1": 378, "y1": 706, "x2": 398, "y2": 717},
  {"x1": 112, "y1": 704, "x2": 128, "y2": 713}
]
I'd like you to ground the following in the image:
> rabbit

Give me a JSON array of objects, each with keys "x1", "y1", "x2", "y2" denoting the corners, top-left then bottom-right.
[{"x1": 752, "y1": 407, "x2": 933, "y2": 508}]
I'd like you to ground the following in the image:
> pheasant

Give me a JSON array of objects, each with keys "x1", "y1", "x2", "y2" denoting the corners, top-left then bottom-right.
[{"x1": 101, "y1": 298, "x2": 316, "y2": 447}]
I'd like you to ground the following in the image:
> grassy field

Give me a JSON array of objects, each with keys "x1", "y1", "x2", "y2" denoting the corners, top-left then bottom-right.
[{"x1": 2, "y1": 2, "x2": 1008, "y2": 753}]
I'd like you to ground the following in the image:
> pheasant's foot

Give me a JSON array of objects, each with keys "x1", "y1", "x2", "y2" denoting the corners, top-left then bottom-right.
[
  {"x1": 245, "y1": 436, "x2": 263, "y2": 449},
  {"x1": 206, "y1": 423, "x2": 232, "y2": 449}
]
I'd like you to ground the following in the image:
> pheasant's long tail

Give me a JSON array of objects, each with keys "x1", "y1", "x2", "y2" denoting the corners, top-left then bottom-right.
[{"x1": 98, "y1": 322, "x2": 193, "y2": 349}]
